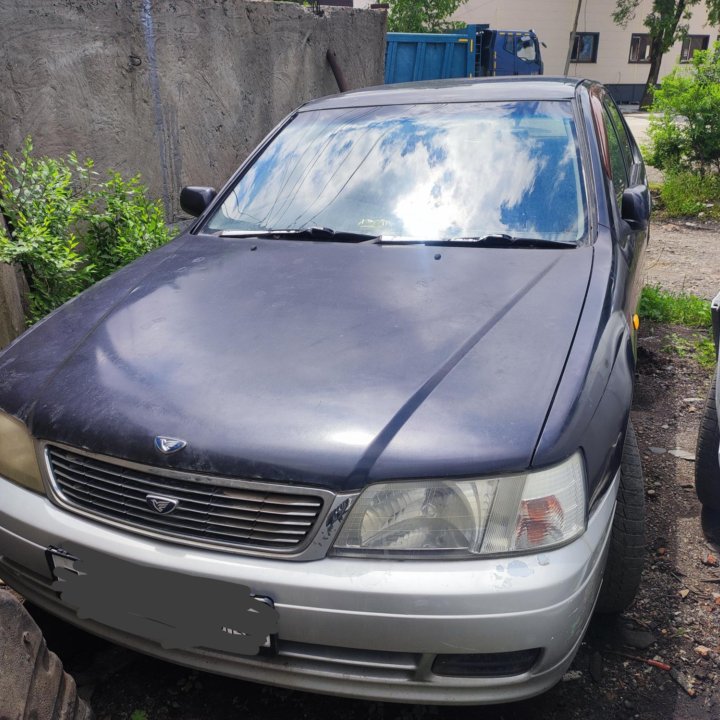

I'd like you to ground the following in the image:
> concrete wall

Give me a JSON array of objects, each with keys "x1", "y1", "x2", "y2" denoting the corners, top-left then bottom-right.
[{"x1": 0, "y1": 0, "x2": 386, "y2": 220}]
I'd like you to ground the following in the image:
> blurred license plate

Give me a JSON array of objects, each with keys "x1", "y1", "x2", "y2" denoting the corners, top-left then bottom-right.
[{"x1": 47, "y1": 545, "x2": 279, "y2": 655}]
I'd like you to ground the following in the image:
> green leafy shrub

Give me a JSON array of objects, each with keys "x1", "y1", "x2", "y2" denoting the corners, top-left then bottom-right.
[
  {"x1": 0, "y1": 138, "x2": 170, "y2": 322},
  {"x1": 83, "y1": 172, "x2": 170, "y2": 280},
  {"x1": 646, "y1": 42, "x2": 720, "y2": 174}
]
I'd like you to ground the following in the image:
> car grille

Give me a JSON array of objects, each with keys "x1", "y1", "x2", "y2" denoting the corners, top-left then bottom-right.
[{"x1": 46, "y1": 446, "x2": 325, "y2": 553}]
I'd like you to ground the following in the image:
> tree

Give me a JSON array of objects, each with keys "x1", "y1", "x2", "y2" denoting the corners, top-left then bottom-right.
[
  {"x1": 386, "y1": 0, "x2": 469, "y2": 33},
  {"x1": 613, "y1": 0, "x2": 720, "y2": 109}
]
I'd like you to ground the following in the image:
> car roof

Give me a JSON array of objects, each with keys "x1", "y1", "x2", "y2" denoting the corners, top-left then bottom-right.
[{"x1": 301, "y1": 76, "x2": 586, "y2": 111}]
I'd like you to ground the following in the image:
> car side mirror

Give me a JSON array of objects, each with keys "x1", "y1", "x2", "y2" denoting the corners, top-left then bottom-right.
[
  {"x1": 621, "y1": 185, "x2": 650, "y2": 229},
  {"x1": 180, "y1": 186, "x2": 217, "y2": 217}
]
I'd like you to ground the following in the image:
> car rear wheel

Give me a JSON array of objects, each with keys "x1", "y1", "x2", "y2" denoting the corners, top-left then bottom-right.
[
  {"x1": 695, "y1": 373, "x2": 720, "y2": 510},
  {"x1": 595, "y1": 420, "x2": 646, "y2": 614}
]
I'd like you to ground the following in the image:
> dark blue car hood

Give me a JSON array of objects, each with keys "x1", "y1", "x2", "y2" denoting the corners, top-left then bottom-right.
[{"x1": 2, "y1": 235, "x2": 593, "y2": 490}]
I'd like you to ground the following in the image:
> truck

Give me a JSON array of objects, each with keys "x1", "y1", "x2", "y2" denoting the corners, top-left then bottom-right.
[{"x1": 385, "y1": 24, "x2": 543, "y2": 84}]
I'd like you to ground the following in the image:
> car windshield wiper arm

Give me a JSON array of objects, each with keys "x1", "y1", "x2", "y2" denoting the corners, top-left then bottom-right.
[
  {"x1": 376, "y1": 234, "x2": 577, "y2": 249},
  {"x1": 219, "y1": 227, "x2": 379, "y2": 243}
]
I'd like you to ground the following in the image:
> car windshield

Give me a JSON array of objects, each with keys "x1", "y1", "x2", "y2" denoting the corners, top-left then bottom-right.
[{"x1": 204, "y1": 100, "x2": 587, "y2": 244}]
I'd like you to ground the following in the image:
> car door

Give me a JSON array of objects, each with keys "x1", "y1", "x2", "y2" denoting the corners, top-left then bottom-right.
[
  {"x1": 600, "y1": 94, "x2": 650, "y2": 342},
  {"x1": 494, "y1": 32, "x2": 516, "y2": 75}
]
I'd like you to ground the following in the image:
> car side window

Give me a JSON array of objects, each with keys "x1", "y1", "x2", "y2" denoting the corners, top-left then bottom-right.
[
  {"x1": 603, "y1": 99, "x2": 635, "y2": 177},
  {"x1": 601, "y1": 106, "x2": 628, "y2": 205}
]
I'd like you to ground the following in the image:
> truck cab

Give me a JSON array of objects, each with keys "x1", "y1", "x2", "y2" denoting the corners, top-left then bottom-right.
[{"x1": 481, "y1": 29, "x2": 543, "y2": 76}]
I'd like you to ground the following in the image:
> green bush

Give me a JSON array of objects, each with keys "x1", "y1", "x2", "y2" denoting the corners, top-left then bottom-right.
[
  {"x1": 658, "y1": 170, "x2": 720, "y2": 217},
  {"x1": 646, "y1": 42, "x2": 720, "y2": 174},
  {"x1": 0, "y1": 138, "x2": 170, "y2": 322},
  {"x1": 83, "y1": 172, "x2": 170, "y2": 280}
]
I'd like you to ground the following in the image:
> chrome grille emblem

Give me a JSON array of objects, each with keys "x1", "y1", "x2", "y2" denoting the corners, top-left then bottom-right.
[
  {"x1": 146, "y1": 495, "x2": 179, "y2": 514},
  {"x1": 154, "y1": 436, "x2": 187, "y2": 454}
]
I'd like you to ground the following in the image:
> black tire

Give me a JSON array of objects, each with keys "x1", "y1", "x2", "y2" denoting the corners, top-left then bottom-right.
[
  {"x1": 695, "y1": 373, "x2": 720, "y2": 510},
  {"x1": 701, "y1": 505, "x2": 720, "y2": 545},
  {"x1": 0, "y1": 590, "x2": 93, "y2": 720},
  {"x1": 595, "y1": 421, "x2": 646, "y2": 614}
]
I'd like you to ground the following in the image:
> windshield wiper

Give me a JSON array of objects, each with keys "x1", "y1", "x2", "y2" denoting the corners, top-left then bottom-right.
[
  {"x1": 376, "y1": 234, "x2": 577, "y2": 249},
  {"x1": 219, "y1": 227, "x2": 379, "y2": 243}
]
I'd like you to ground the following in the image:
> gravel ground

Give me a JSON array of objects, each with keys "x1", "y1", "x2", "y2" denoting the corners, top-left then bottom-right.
[{"x1": 644, "y1": 220, "x2": 720, "y2": 299}]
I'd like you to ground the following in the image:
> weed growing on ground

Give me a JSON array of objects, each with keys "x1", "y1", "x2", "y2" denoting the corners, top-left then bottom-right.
[
  {"x1": 639, "y1": 286, "x2": 711, "y2": 327},
  {"x1": 642, "y1": 287, "x2": 715, "y2": 369},
  {"x1": 661, "y1": 332, "x2": 714, "y2": 368},
  {"x1": 658, "y1": 172, "x2": 720, "y2": 218},
  {"x1": 695, "y1": 336, "x2": 717, "y2": 369}
]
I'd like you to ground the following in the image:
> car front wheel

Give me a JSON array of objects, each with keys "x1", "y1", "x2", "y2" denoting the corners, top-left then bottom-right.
[{"x1": 595, "y1": 420, "x2": 646, "y2": 614}]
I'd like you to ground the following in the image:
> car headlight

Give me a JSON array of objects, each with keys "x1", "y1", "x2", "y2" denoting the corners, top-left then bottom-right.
[
  {"x1": 332, "y1": 453, "x2": 586, "y2": 558},
  {"x1": 0, "y1": 411, "x2": 45, "y2": 493}
]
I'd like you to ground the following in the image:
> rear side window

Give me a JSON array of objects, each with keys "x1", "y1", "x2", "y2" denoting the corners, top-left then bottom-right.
[
  {"x1": 602, "y1": 106, "x2": 628, "y2": 204},
  {"x1": 604, "y1": 99, "x2": 634, "y2": 176}
]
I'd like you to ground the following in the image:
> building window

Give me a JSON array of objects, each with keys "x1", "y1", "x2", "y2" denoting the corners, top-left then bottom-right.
[
  {"x1": 570, "y1": 32, "x2": 599, "y2": 63},
  {"x1": 681, "y1": 34, "x2": 709, "y2": 62},
  {"x1": 629, "y1": 34, "x2": 652, "y2": 63}
]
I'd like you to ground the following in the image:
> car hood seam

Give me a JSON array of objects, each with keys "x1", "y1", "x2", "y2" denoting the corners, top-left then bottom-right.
[{"x1": 344, "y1": 256, "x2": 563, "y2": 488}]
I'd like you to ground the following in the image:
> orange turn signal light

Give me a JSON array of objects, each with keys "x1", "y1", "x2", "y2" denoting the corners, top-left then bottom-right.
[{"x1": 633, "y1": 314, "x2": 640, "y2": 331}]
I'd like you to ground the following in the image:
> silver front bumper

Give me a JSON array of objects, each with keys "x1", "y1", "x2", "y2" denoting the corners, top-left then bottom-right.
[{"x1": 0, "y1": 472, "x2": 618, "y2": 705}]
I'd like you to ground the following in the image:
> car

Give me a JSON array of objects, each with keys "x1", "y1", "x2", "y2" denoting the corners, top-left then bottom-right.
[
  {"x1": 0, "y1": 77, "x2": 650, "y2": 705},
  {"x1": 695, "y1": 291, "x2": 720, "y2": 543}
]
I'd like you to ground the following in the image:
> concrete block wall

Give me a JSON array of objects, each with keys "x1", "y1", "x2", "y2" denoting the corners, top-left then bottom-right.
[{"x1": 0, "y1": 0, "x2": 386, "y2": 220}]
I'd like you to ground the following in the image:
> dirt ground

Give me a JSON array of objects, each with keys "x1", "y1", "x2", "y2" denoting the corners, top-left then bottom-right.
[
  {"x1": 644, "y1": 219, "x2": 720, "y2": 299},
  {"x1": 5, "y1": 219, "x2": 720, "y2": 720}
]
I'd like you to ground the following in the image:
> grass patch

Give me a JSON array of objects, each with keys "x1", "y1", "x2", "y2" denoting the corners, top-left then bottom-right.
[
  {"x1": 658, "y1": 172, "x2": 720, "y2": 219},
  {"x1": 639, "y1": 286, "x2": 711, "y2": 327},
  {"x1": 661, "y1": 332, "x2": 693, "y2": 358},
  {"x1": 661, "y1": 332, "x2": 715, "y2": 369},
  {"x1": 696, "y1": 337, "x2": 717, "y2": 369},
  {"x1": 642, "y1": 287, "x2": 715, "y2": 369}
]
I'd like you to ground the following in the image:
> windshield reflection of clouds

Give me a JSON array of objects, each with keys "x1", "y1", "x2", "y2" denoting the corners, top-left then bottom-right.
[{"x1": 208, "y1": 102, "x2": 586, "y2": 243}]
